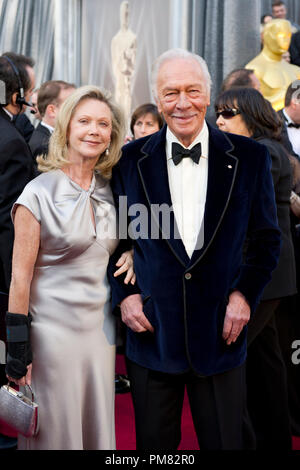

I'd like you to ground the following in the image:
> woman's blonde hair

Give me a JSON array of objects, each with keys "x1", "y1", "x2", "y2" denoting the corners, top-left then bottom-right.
[{"x1": 37, "y1": 85, "x2": 126, "y2": 179}]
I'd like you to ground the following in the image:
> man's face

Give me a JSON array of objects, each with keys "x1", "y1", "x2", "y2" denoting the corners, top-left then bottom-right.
[
  {"x1": 156, "y1": 58, "x2": 210, "y2": 147},
  {"x1": 290, "y1": 98, "x2": 300, "y2": 124},
  {"x1": 24, "y1": 66, "x2": 35, "y2": 106},
  {"x1": 272, "y1": 5, "x2": 287, "y2": 19}
]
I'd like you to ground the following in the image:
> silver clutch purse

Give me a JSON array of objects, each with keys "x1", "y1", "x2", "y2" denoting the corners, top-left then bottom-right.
[{"x1": 0, "y1": 383, "x2": 39, "y2": 437}]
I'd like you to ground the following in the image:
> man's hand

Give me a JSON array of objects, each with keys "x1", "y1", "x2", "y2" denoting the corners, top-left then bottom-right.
[
  {"x1": 120, "y1": 294, "x2": 154, "y2": 333},
  {"x1": 222, "y1": 290, "x2": 250, "y2": 345}
]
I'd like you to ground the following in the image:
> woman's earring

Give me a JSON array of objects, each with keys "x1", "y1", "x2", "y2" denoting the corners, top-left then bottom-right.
[{"x1": 105, "y1": 147, "x2": 110, "y2": 156}]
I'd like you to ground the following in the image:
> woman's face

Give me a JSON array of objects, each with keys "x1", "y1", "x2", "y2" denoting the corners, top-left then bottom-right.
[
  {"x1": 216, "y1": 107, "x2": 251, "y2": 137},
  {"x1": 133, "y1": 112, "x2": 160, "y2": 139},
  {"x1": 67, "y1": 98, "x2": 112, "y2": 162}
]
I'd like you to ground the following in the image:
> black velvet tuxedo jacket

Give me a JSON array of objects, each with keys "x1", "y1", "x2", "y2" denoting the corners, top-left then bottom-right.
[
  {"x1": 108, "y1": 124, "x2": 281, "y2": 377},
  {"x1": 29, "y1": 122, "x2": 51, "y2": 161},
  {"x1": 0, "y1": 107, "x2": 35, "y2": 292}
]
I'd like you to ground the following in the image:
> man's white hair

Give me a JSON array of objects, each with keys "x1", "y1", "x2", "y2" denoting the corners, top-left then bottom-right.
[{"x1": 151, "y1": 48, "x2": 212, "y2": 100}]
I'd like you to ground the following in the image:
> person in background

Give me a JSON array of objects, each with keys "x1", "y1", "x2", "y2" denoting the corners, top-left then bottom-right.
[
  {"x1": 14, "y1": 113, "x2": 35, "y2": 144},
  {"x1": 216, "y1": 86, "x2": 296, "y2": 449},
  {"x1": 220, "y1": 68, "x2": 261, "y2": 93},
  {"x1": 13, "y1": 89, "x2": 39, "y2": 145},
  {"x1": 220, "y1": 66, "x2": 299, "y2": 167},
  {"x1": 278, "y1": 80, "x2": 300, "y2": 159},
  {"x1": 130, "y1": 103, "x2": 163, "y2": 140},
  {"x1": 29, "y1": 80, "x2": 76, "y2": 164},
  {"x1": 5, "y1": 85, "x2": 135, "y2": 450},
  {"x1": 0, "y1": 51, "x2": 36, "y2": 450},
  {"x1": 272, "y1": 0, "x2": 300, "y2": 33},
  {"x1": 29, "y1": 89, "x2": 40, "y2": 120},
  {"x1": 277, "y1": 80, "x2": 300, "y2": 438},
  {"x1": 261, "y1": 13, "x2": 273, "y2": 26},
  {"x1": 260, "y1": 14, "x2": 273, "y2": 45},
  {"x1": 290, "y1": 30, "x2": 300, "y2": 66},
  {"x1": 124, "y1": 103, "x2": 164, "y2": 143}
]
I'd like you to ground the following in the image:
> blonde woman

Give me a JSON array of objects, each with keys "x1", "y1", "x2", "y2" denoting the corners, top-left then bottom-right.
[{"x1": 5, "y1": 86, "x2": 134, "y2": 450}]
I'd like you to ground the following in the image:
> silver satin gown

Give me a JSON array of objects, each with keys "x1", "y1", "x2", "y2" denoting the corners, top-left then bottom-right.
[{"x1": 13, "y1": 169, "x2": 118, "y2": 450}]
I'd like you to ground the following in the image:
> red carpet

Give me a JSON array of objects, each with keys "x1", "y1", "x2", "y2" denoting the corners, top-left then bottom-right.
[
  {"x1": 1, "y1": 355, "x2": 300, "y2": 450},
  {"x1": 115, "y1": 355, "x2": 300, "y2": 451}
]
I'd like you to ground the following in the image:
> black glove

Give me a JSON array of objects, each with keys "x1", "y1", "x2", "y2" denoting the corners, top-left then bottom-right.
[{"x1": 5, "y1": 312, "x2": 32, "y2": 380}]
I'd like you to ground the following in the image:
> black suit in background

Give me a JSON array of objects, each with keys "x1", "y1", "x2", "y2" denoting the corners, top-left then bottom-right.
[
  {"x1": 290, "y1": 31, "x2": 300, "y2": 67},
  {"x1": 29, "y1": 122, "x2": 51, "y2": 163},
  {"x1": 245, "y1": 138, "x2": 296, "y2": 449},
  {"x1": 0, "y1": 105, "x2": 36, "y2": 403},
  {"x1": 277, "y1": 109, "x2": 300, "y2": 161},
  {"x1": 0, "y1": 107, "x2": 36, "y2": 293},
  {"x1": 277, "y1": 108, "x2": 300, "y2": 437},
  {"x1": 14, "y1": 113, "x2": 34, "y2": 143}
]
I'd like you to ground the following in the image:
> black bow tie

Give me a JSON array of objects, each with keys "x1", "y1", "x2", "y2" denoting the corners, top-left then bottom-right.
[
  {"x1": 171, "y1": 142, "x2": 202, "y2": 166},
  {"x1": 288, "y1": 122, "x2": 300, "y2": 129}
]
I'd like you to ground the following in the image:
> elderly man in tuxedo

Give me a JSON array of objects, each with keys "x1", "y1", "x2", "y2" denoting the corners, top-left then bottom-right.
[
  {"x1": 108, "y1": 48, "x2": 281, "y2": 450},
  {"x1": 278, "y1": 80, "x2": 300, "y2": 160}
]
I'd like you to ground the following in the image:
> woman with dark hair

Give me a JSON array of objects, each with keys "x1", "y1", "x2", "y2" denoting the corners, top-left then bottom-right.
[
  {"x1": 216, "y1": 87, "x2": 296, "y2": 449},
  {"x1": 130, "y1": 103, "x2": 163, "y2": 140}
]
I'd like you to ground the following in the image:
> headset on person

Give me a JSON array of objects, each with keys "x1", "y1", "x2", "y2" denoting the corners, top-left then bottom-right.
[{"x1": 2, "y1": 55, "x2": 35, "y2": 112}]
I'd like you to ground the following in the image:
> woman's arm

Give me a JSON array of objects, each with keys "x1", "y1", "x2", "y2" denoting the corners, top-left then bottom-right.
[
  {"x1": 9, "y1": 206, "x2": 40, "y2": 313},
  {"x1": 6, "y1": 205, "x2": 40, "y2": 386}
]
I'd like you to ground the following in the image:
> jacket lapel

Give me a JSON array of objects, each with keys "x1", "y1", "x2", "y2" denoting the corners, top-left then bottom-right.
[
  {"x1": 0, "y1": 106, "x2": 14, "y2": 124},
  {"x1": 189, "y1": 125, "x2": 238, "y2": 268},
  {"x1": 137, "y1": 126, "x2": 190, "y2": 267}
]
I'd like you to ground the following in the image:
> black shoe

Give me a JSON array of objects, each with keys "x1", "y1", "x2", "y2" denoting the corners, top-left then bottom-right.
[{"x1": 115, "y1": 374, "x2": 130, "y2": 394}]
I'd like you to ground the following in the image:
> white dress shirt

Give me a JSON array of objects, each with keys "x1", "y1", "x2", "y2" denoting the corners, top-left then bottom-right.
[
  {"x1": 166, "y1": 122, "x2": 209, "y2": 258},
  {"x1": 283, "y1": 108, "x2": 300, "y2": 157}
]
